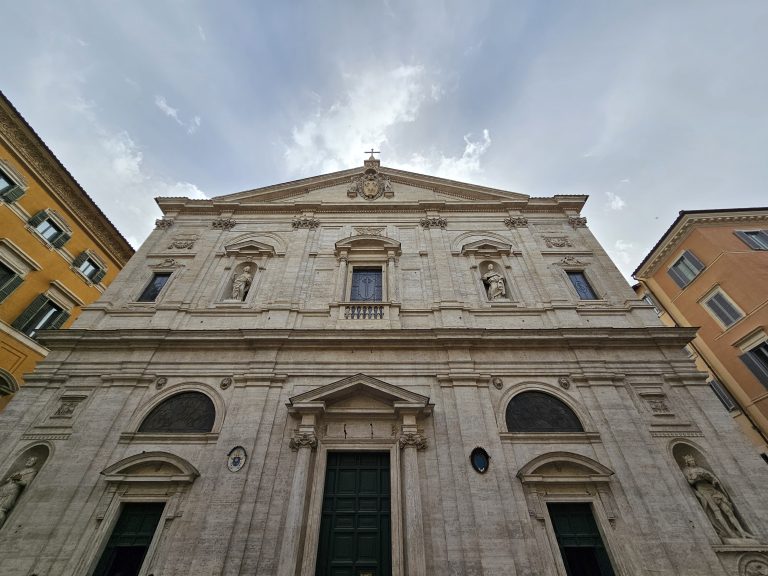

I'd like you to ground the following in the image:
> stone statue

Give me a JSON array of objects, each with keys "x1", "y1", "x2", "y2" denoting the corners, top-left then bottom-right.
[
  {"x1": 482, "y1": 264, "x2": 506, "y2": 301},
  {"x1": 231, "y1": 266, "x2": 253, "y2": 301},
  {"x1": 682, "y1": 454, "x2": 753, "y2": 540},
  {"x1": 0, "y1": 456, "x2": 38, "y2": 529}
]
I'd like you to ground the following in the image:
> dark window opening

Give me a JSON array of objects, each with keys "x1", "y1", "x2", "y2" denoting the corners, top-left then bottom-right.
[
  {"x1": 547, "y1": 502, "x2": 615, "y2": 576},
  {"x1": 137, "y1": 273, "x2": 171, "y2": 302},
  {"x1": 741, "y1": 341, "x2": 768, "y2": 389},
  {"x1": 566, "y1": 271, "x2": 598, "y2": 300},
  {"x1": 138, "y1": 391, "x2": 215, "y2": 433},
  {"x1": 350, "y1": 267, "x2": 383, "y2": 302},
  {"x1": 506, "y1": 391, "x2": 584, "y2": 432},
  {"x1": 92, "y1": 502, "x2": 164, "y2": 576}
]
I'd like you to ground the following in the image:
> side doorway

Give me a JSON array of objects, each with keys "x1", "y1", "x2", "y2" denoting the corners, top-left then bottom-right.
[
  {"x1": 547, "y1": 502, "x2": 615, "y2": 576},
  {"x1": 92, "y1": 502, "x2": 165, "y2": 576}
]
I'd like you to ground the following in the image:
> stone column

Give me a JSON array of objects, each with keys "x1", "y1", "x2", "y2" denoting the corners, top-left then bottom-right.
[
  {"x1": 277, "y1": 430, "x2": 317, "y2": 576},
  {"x1": 336, "y1": 252, "x2": 349, "y2": 302},
  {"x1": 399, "y1": 427, "x2": 427, "y2": 576},
  {"x1": 387, "y1": 250, "x2": 397, "y2": 301}
]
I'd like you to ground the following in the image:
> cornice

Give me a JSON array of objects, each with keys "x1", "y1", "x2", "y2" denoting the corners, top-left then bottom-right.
[
  {"x1": 633, "y1": 209, "x2": 768, "y2": 278},
  {"x1": 0, "y1": 91, "x2": 134, "y2": 265}
]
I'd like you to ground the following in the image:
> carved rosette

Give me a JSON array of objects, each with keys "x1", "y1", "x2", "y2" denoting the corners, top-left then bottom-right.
[
  {"x1": 155, "y1": 218, "x2": 174, "y2": 230},
  {"x1": 419, "y1": 217, "x2": 447, "y2": 229},
  {"x1": 292, "y1": 217, "x2": 319, "y2": 229},
  {"x1": 504, "y1": 216, "x2": 528, "y2": 228},
  {"x1": 398, "y1": 432, "x2": 427, "y2": 450},
  {"x1": 568, "y1": 216, "x2": 588, "y2": 229},
  {"x1": 289, "y1": 432, "x2": 318, "y2": 451},
  {"x1": 212, "y1": 218, "x2": 237, "y2": 230}
]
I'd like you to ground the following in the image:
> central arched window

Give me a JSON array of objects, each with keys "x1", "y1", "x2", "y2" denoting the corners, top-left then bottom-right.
[
  {"x1": 505, "y1": 391, "x2": 583, "y2": 432},
  {"x1": 139, "y1": 391, "x2": 215, "y2": 433}
]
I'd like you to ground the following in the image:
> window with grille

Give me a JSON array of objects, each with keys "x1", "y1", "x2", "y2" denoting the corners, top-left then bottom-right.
[
  {"x1": 703, "y1": 290, "x2": 743, "y2": 328},
  {"x1": 349, "y1": 267, "x2": 383, "y2": 302},
  {"x1": 566, "y1": 271, "x2": 598, "y2": 300},
  {"x1": 667, "y1": 250, "x2": 704, "y2": 288}
]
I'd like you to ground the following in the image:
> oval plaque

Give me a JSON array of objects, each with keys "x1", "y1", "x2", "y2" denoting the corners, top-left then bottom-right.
[
  {"x1": 227, "y1": 446, "x2": 247, "y2": 472},
  {"x1": 470, "y1": 447, "x2": 490, "y2": 474}
]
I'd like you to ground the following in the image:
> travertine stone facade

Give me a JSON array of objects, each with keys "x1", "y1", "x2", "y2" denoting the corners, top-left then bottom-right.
[{"x1": 1, "y1": 159, "x2": 767, "y2": 575}]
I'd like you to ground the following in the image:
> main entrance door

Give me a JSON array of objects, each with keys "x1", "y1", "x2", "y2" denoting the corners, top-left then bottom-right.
[
  {"x1": 547, "y1": 502, "x2": 615, "y2": 576},
  {"x1": 316, "y1": 452, "x2": 391, "y2": 576}
]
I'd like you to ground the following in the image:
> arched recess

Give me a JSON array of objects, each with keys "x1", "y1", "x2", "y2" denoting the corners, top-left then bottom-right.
[
  {"x1": 129, "y1": 383, "x2": 224, "y2": 435},
  {"x1": 0, "y1": 442, "x2": 51, "y2": 528},
  {"x1": 501, "y1": 384, "x2": 587, "y2": 433}
]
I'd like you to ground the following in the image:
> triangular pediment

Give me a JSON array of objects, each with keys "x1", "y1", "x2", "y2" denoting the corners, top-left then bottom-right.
[
  {"x1": 460, "y1": 238, "x2": 514, "y2": 256},
  {"x1": 288, "y1": 373, "x2": 432, "y2": 416},
  {"x1": 211, "y1": 165, "x2": 528, "y2": 206}
]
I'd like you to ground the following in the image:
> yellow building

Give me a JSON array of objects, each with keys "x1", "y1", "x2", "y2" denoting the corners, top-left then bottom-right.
[
  {"x1": 0, "y1": 91, "x2": 133, "y2": 409},
  {"x1": 633, "y1": 208, "x2": 768, "y2": 456}
]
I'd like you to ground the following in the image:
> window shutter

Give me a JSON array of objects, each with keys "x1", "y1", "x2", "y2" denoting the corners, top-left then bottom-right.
[
  {"x1": 740, "y1": 351, "x2": 768, "y2": 388},
  {"x1": 667, "y1": 265, "x2": 688, "y2": 288},
  {"x1": 0, "y1": 275, "x2": 23, "y2": 303},
  {"x1": 684, "y1": 250, "x2": 705, "y2": 273},
  {"x1": 735, "y1": 231, "x2": 760, "y2": 249},
  {"x1": 51, "y1": 232, "x2": 71, "y2": 249},
  {"x1": 72, "y1": 252, "x2": 88, "y2": 268},
  {"x1": 11, "y1": 294, "x2": 50, "y2": 331},
  {"x1": 708, "y1": 379, "x2": 737, "y2": 412},
  {"x1": 0, "y1": 185, "x2": 24, "y2": 203},
  {"x1": 47, "y1": 309, "x2": 71, "y2": 330},
  {"x1": 91, "y1": 268, "x2": 106, "y2": 283},
  {"x1": 28, "y1": 210, "x2": 48, "y2": 227}
]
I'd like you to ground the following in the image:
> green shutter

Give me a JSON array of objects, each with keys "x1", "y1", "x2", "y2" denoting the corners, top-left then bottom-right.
[
  {"x1": 91, "y1": 268, "x2": 106, "y2": 283},
  {"x1": 0, "y1": 275, "x2": 23, "y2": 303},
  {"x1": 72, "y1": 252, "x2": 88, "y2": 268},
  {"x1": 28, "y1": 210, "x2": 48, "y2": 227},
  {"x1": 51, "y1": 232, "x2": 71, "y2": 249},
  {"x1": 47, "y1": 309, "x2": 71, "y2": 330},
  {"x1": 11, "y1": 294, "x2": 49, "y2": 331},
  {"x1": 0, "y1": 185, "x2": 24, "y2": 203}
]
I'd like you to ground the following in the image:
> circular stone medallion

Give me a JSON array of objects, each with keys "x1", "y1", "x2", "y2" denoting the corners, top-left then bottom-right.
[{"x1": 227, "y1": 446, "x2": 247, "y2": 472}]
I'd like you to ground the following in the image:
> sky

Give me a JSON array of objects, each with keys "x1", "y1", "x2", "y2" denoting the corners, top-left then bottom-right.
[{"x1": 2, "y1": 1, "x2": 767, "y2": 279}]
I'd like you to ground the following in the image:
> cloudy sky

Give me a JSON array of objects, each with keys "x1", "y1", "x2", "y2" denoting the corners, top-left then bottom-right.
[{"x1": 2, "y1": 1, "x2": 767, "y2": 279}]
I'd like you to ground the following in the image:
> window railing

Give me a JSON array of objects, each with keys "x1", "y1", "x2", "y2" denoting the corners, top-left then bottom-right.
[{"x1": 344, "y1": 303, "x2": 385, "y2": 319}]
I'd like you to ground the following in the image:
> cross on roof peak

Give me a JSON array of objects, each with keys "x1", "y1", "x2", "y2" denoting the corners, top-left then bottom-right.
[{"x1": 365, "y1": 148, "x2": 380, "y2": 160}]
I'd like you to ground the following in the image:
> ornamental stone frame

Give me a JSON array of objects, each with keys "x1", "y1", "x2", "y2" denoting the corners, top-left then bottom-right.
[{"x1": 281, "y1": 374, "x2": 433, "y2": 576}]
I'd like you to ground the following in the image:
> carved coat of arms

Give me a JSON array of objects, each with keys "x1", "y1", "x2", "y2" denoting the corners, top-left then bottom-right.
[{"x1": 347, "y1": 171, "x2": 393, "y2": 201}]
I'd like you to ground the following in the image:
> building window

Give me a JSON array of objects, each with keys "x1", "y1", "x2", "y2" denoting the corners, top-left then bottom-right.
[
  {"x1": 702, "y1": 289, "x2": 743, "y2": 329},
  {"x1": 740, "y1": 341, "x2": 768, "y2": 388},
  {"x1": 28, "y1": 210, "x2": 71, "y2": 248},
  {"x1": 643, "y1": 294, "x2": 661, "y2": 315},
  {"x1": 667, "y1": 250, "x2": 704, "y2": 288},
  {"x1": 566, "y1": 271, "x2": 598, "y2": 300},
  {"x1": 0, "y1": 261, "x2": 23, "y2": 303},
  {"x1": 0, "y1": 164, "x2": 25, "y2": 203},
  {"x1": 735, "y1": 230, "x2": 768, "y2": 250},
  {"x1": 349, "y1": 267, "x2": 382, "y2": 302},
  {"x1": 11, "y1": 294, "x2": 70, "y2": 339},
  {"x1": 72, "y1": 251, "x2": 106, "y2": 283},
  {"x1": 138, "y1": 391, "x2": 216, "y2": 433},
  {"x1": 137, "y1": 273, "x2": 171, "y2": 302},
  {"x1": 506, "y1": 391, "x2": 584, "y2": 432},
  {"x1": 708, "y1": 379, "x2": 738, "y2": 412}
]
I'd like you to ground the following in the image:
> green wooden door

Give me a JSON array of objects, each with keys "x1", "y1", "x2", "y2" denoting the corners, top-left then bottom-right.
[
  {"x1": 92, "y1": 502, "x2": 165, "y2": 576},
  {"x1": 547, "y1": 503, "x2": 615, "y2": 576},
  {"x1": 316, "y1": 452, "x2": 391, "y2": 576}
]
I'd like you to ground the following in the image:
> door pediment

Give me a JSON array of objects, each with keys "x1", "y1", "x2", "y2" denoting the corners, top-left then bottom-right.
[{"x1": 288, "y1": 373, "x2": 432, "y2": 417}]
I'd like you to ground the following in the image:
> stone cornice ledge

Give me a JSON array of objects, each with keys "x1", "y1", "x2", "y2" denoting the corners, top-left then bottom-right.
[{"x1": 39, "y1": 326, "x2": 698, "y2": 350}]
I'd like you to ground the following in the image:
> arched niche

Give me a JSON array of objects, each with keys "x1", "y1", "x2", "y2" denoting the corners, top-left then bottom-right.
[
  {"x1": 101, "y1": 451, "x2": 199, "y2": 484},
  {"x1": 0, "y1": 443, "x2": 50, "y2": 529},
  {"x1": 223, "y1": 260, "x2": 257, "y2": 302},
  {"x1": 506, "y1": 390, "x2": 584, "y2": 433},
  {"x1": 138, "y1": 390, "x2": 216, "y2": 433},
  {"x1": 479, "y1": 259, "x2": 510, "y2": 301}
]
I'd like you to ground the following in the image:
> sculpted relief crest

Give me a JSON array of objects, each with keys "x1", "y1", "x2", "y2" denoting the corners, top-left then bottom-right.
[{"x1": 347, "y1": 170, "x2": 393, "y2": 201}]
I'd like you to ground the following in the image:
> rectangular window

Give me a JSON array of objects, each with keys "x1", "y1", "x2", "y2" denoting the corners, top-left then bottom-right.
[
  {"x1": 708, "y1": 379, "x2": 738, "y2": 412},
  {"x1": 567, "y1": 271, "x2": 598, "y2": 300},
  {"x1": 642, "y1": 294, "x2": 661, "y2": 315},
  {"x1": 35, "y1": 219, "x2": 63, "y2": 242},
  {"x1": 741, "y1": 341, "x2": 768, "y2": 388},
  {"x1": 736, "y1": 230, "x2": 768, "y2": 250},
  {"x1": 0, "y1": 261, "x2": 14, "y2": 287},
  {"x1": 0, "y1": 169, "x2": 12, "y2": 192},
  {"x1": 92, "y1": 502, "x2": 165, "y2": 576},
  {"x1": 11, "y1": 295, "x2": 69, "y2": 339},
  {"x1": 349, "y1": 267, "x2": 383, "y2": 302},
  {"x1": 137, "y1": 273, "x2": 171, "y2": 302},
  {"x1": 0, "y1": 164, "x2": 24, "y2": 202},
  {"x1": 0, "y1": 261, "x2": 23, "y2": 303},
  {"x1": 667, "y1": 250, "x2": 704, "y2": 288},
  {"x1": 703, "y1": 290, "x2": 743, "y2": 328},
  {"x1": 78, "y1": 258, "x2": 99, "y2": 279}
]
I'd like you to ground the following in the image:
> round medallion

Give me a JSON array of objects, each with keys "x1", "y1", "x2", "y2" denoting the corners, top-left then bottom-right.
[
  {"x1": 470, "y1": 447, "x2": 490, "y2": 474},
  {"x1": 227, "y1": 446, "x2": 247, "y2": 472}
]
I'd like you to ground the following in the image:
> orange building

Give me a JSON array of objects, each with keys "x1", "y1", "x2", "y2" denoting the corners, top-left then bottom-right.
[
  {"x1": 0, "y1": 91, "x2": 133, "y2": 409},
  {"x1": 633, "y1": 208, "x2": 768, "y2": 455}
]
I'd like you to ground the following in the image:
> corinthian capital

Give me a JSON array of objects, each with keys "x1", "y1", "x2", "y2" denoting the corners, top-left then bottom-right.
[
  {"x1": 289, "y1": 431, "x2": 318, "y2": 451},
  {"x1": 398, "y1": 432, "x2": 427, "y2": 450}
]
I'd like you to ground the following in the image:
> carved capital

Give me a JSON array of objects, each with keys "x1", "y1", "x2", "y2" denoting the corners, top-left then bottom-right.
[
  {"x1": 155, "y1": 218, "x2": 174, "y2": 230},
  {"x1": 420, "y1": 217, "x2": 447, "y2": 229},
  {"x1": 289, "y1": 432, "x2": 318, "y2": 451},
  {"x1": 292, "y1": 217, "x2": 319, "y2": 229},
  {"x1": 503, "y1": 216, "x2": 528, "y2": 228},
  {"x1": 398, "y1": 432, "x2": 427, "y2": 450},
  {"x1": 568, "y1": 216, "x2": 588, "y2": 229},
  {"x1": 212, "y1": 217, "x2": 237, "y2": 230}
]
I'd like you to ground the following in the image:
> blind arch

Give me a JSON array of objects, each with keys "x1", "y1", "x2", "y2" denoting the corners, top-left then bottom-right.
[
  {"x1": 505, "y1": 391, "x2": 584, "y2": 432},
  {"x1": 139, "y1": 391, "x2": 215, "y2": 433}
]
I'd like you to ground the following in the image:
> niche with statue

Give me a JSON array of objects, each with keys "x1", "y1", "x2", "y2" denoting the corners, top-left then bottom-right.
[
  {"x1": 0, "y1": 444, "x2": 49, "y2": 529},
  {"x1": 672, "y1": 442, "x2": 754, "y2": 544},
  {"x1": 224, "y1": 261, "x2": 257, "y2": 302},
  {"x1": 480, "y1": 261, "x2": 509, "y2": 302}
]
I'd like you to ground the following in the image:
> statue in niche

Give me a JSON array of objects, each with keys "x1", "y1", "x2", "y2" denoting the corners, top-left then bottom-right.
[
  {"x1": 231, "y1": 266, "x2": 253, "y2": 301},
  {"x1": 0, "y1": 456, "x2": 39, "y2": 529},
  {"x1": 482, "y1": 263, "x2": 506, "y2": 301},
  {"x1": 681, "y1": 454, "x2": 753, "y2": 541}
]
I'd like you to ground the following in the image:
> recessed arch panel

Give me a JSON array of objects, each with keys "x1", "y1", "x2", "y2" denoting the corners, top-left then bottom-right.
[
  {"x1": 506, "y1": 390, "x2": 584, "y2": 432},
  {"x1": 138, "y1": 391, "x2": 215, "y2": 433}
]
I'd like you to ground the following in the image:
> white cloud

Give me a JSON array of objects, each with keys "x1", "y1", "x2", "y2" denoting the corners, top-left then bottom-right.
[
  {"x1": 187, "y1": 115, "x2": 202, "y2": 135},
  {"x1": 610, "y1": 239, "x2": 635, "y2": 267},
  {"x1": 606, "y1": 191, "x2": 626, "y2": 211},
  {"x1": 396, "y1": 129, "x2": 492, "y2": 182},
  {"x1": 154, "y1": 95, "x2": 181, "y2": 124},
  {"x1": 197, "y1": 25, "x2": 206, "y2": 41}
]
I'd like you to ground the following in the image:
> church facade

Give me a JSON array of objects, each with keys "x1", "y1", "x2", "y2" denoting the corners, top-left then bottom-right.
[{"x1": 1, "y1": 156, "x2": 767, "y2": 576}]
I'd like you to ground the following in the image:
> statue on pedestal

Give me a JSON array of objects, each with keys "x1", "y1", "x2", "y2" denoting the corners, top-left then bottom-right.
[
  {"x1": 0, "y1": 456, "x2": 39, "y2": 529},
  {"x1": 231, "y1": 266, "x2": 253, "y2": 301}
]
